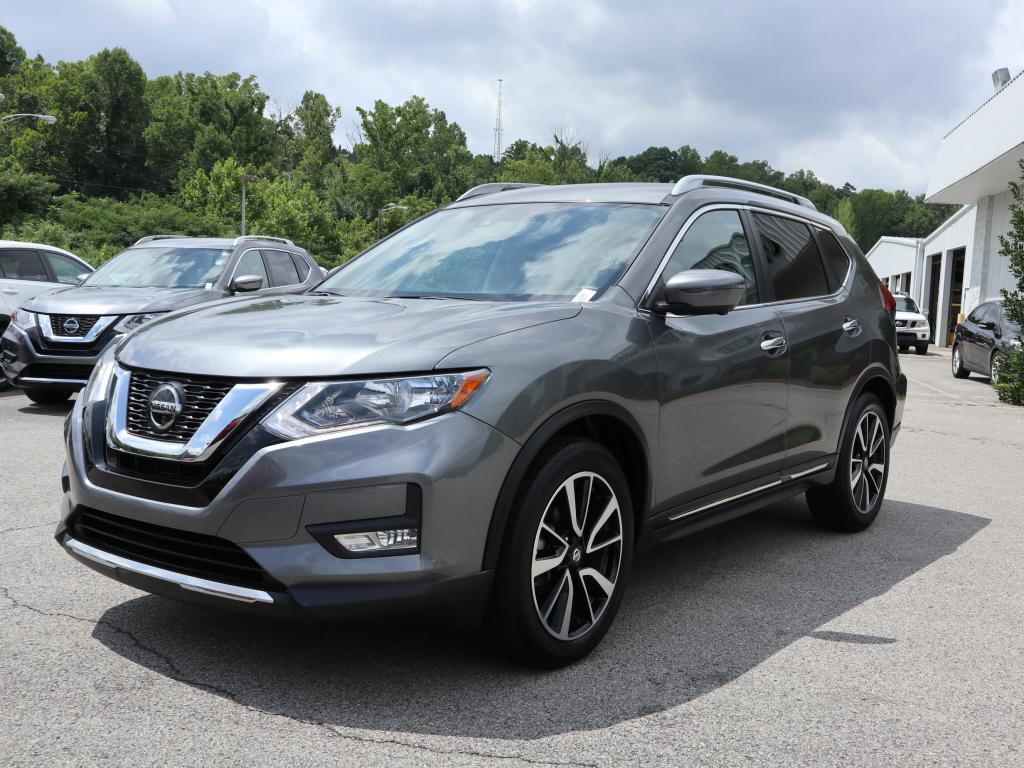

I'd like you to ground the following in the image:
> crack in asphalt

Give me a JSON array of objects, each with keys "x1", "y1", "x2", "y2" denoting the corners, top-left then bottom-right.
[
  {"x1": 0, "y1": 520, "x2": 59, "y2": 537},
  {"x1": 900, "y1": 424, "x2": 1024, "y2": 450},
  {"x1": 0, "y1": 585, "x2": 597, "y2": 768}
]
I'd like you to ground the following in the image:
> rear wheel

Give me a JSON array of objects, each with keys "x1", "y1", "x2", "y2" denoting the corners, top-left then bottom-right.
[
  {"x1": 486, "y1": 438, "x2": 633, "y2": 668},
  {"x1": 991, "y1": 352, "x2": 1005, "y2": 385},
  {"x1": 951, "y1": 344, "x2": 969, "y2": 378},
  {"x1": 898, "y1": 345, "x2": 909, "y2": 353},
  {"x1": 24, "y1": 388, "x2": 72, "y2": 405},
  {"x1": 806, "y1": 394, "x2": 889, "y2": 532}
]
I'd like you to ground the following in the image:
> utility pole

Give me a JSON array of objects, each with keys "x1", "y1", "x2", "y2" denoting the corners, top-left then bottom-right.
[
  {"x1": 492, "y1": 78, "x2": 503, "y2": 163},
  {"x1": 240, "y1": 174, "x2": 261, "y2": 235}
]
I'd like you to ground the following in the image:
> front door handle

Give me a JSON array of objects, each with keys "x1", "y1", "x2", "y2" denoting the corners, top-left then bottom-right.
[
  {"x1": 1, "y1": 288, "x2": 18, "y2": 295},
  {"x1": 760, "y1": 335, "x2": 787, "y2": 354},
  {"x1": 842, "y1": 318, "x2": 860, "y2": 335}
]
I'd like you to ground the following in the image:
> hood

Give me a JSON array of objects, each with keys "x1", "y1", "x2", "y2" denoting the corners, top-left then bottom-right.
[
  {"x1": 116, "y1": 294, "x2": 582, "y2": 377},
  {"x1": 895, "y1": 310, "x2": 927, "y2": 323},
  {"x1": 24, "y1": 286, "x2": 224, "y2": 316}
]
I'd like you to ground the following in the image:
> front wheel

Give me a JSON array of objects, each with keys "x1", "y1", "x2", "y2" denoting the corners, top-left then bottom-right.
[
  {"x1": 991, "y1": 352, "x2": 1005, "y2": 385},
  {"x1": 951, "y1": 344, "x2": 969, "y2": 378},
  {"x1": 24, "y1": 388, "x2": 72, "y2": 405},
  {"x1": 486, "y1": 438, "x2": 633, "y2": 668},
  {"x1": 806, "y1": 394, "x2": 890, "y2": 532},
  {"x1": 915, "y1": 343, "x2": 929, "y2": 356}
]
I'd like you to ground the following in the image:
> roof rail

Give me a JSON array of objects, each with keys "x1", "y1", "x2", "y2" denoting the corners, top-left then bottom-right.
[
  {"x1": 671, "y1": 175, "x2": 816, "y2": 210},
  {"x1": 133, "y1": 234, "x2": 188, "y2": 246},
  {"x1": 232, "y1": 235, "x2": 295, "y2": 247},
  {"x1": 456, "y1": 182, "x2": 544, "y2": 202}
]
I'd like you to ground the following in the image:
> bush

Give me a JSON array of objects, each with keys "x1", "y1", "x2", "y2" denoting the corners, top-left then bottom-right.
[{"x1": 994, "y1": 349, "x2": 1024, "y2": 405}]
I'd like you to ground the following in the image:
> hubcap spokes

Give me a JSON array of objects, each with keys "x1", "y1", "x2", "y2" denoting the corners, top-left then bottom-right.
[
  {"x1": 532, "y1": 471, "x2": 623, "y2": 641},
  {"x1": 849, "y1": 411, "x2": 886, "y2": 514}
]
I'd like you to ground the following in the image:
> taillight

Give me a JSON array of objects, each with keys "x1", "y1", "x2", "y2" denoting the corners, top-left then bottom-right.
[{"x1": 878, "y1": 281, "x2": 896, "y2": 313}]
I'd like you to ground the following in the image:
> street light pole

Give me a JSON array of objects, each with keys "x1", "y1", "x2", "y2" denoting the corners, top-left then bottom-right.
[
  {"x1": 240, "y1": 174, "x2": 261, "y2": 236},
  {"x1": 376, "y1": 203, "x2": 409, "y2": 240},
  {"x1": 0, "y1": 95, "x2": 58, "y2": 127}
]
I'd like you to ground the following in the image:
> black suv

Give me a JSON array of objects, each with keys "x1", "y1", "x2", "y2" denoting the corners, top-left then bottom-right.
[
  {"x1": 2, "y1": 235, "x2": 323, "y2": 403},
  {"x1": 952, "y1": 299, "x2": 1022, "y2": 384}
]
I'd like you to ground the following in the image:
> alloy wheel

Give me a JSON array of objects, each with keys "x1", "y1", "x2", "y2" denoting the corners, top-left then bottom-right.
[
  {"x1": 531, "y1": 471, "x2": 623, "y2": 641},
  {"x1": 991, "y1": 355, "x2": 1002, "y2": 385},
  {"x1": 849, "y1": 411, "x2": 886, "y2": 514},
  {"x1": 953, "y1": 347, "x2": 961, "y2": 374}
]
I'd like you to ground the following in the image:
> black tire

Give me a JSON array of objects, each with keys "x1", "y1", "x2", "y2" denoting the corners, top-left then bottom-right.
[
  {"x1": 898, "y1": 345, "x2": 909, "y2": 353},
  {"x1": 951, "y1": 344, "x2": 969, "y2": 378},
  {"x1": 990, "y1": 352, "x2": 1004, "y2": 385},
  {"x1": 806, "y1": 393, "x2": 890, "y2": 532},
  {"x1": 24, "y1": 388, "x2": 72, "y2": 405},
  {"x1": 486, "y1": 437, "x2": 634, "y2": 668},
  {"x1": 915, "y1": 344, "x2": 928, "y2": 356}
]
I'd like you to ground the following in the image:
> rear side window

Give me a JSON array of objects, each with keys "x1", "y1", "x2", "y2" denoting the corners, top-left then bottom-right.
[
  {"x1": 753, "y1": 213, "x2": 829, "y2": 301},
  {"x1": 290, "y1": 252, "x2": 311, "y2": 282},
  {"x1": 0, "y1": 249, "x2": 48, "y2": 282},
  {"x1": 235, "y1": 250, "x2": 269, "y2": 288},
  {"x1": 264, "y1": 250, "x2": 300, "y2": 287},
  {"x1": 663, "y1": 210, "x2": 759, "y2": 305},
  {"x1": 814, "y1": 229, "x2": 851, "y2": 290},
  {"x1": 43, "y1": 252, "x2": 85, "y2": 284}
]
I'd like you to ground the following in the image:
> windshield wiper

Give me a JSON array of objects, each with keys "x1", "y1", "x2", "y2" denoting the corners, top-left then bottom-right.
[
  {"x1": 384, "y1": 295, "x2": 484, "y2": 301},
  {"x1": 310, "y1": 290, "x2": 345, "y2": 297}
]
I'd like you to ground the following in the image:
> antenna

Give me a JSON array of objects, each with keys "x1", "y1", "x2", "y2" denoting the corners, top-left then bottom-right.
[{"x1": 493, "y1": 78, "x2": 504, "y2": 163}]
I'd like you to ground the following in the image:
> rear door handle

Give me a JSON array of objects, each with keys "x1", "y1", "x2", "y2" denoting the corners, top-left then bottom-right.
[
  {"x1": 842, "y1": 318, "x2": 860, "y2": 335},
  {"x1": 760, "y1": 335, "x2": 787, "y2": 354}
]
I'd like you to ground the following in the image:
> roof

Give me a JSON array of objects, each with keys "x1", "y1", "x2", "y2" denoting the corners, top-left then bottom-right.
[
  {"x1": 129, "y1": 236, "x2": 299, "y2": 250},
  {"x1": 864, "y1": 236, "x2": 920, "y2": 260},
  {"x1": 926, "y1": 71, "x2": 1024, "y2": 203},
  {"x1": 0, "y1": 240, "x2": 83, "y2": 261}
]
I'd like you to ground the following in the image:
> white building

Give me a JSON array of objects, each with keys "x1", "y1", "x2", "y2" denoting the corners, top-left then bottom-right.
[{"x1": 867, "y1": 69, "x2": 1022, "y2": 347}]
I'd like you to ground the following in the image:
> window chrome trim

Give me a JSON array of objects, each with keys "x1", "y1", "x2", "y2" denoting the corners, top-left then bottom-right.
[
  {"x1": 105, "y1": 364, "x2": 283, "y2": 462},
  {"x1": 37, "y1": 313, "x2": 117, "y2": 344},
  {"x1": 64, "y1": 537, "x2": 274, "y2": 604},
  {"x1": 641, "y1": 204, "x2": 851, "y2": 312}
]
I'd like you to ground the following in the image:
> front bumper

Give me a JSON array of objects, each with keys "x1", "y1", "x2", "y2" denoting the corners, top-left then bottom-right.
[
  {"x1": 2, "y1": 322, "x2": 112, "y2": 390},
  {"x1": 58, "y1": 393, "x2": 521, "y2": 622},
  {"x1": 896, "y1": 329, "x2": 930, "y2": 345}
]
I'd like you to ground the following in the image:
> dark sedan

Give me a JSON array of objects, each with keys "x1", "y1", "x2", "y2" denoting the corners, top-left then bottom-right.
[{"x1": 951, "y1": 300, "x2": 1022, "y2": 384}]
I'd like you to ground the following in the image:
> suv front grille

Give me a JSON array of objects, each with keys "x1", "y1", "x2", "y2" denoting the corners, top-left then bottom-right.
[
  {"x1": 49, "y1": 314, "x2": 101, "y2": 337},
  {"x1": 126, "y1": 369, "x2": 235, "y2": 442},
  {"x1": 69, "y1": 507, "x2": 280, "y2": 590}
]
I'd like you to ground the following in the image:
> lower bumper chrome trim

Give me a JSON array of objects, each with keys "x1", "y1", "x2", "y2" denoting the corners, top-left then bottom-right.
[
  {"x1": 64, "y1": 536, "x2": 274, "y2": 604},
  {"x1": 19, "y1": 377, "x2": 89, "y2": 385}
]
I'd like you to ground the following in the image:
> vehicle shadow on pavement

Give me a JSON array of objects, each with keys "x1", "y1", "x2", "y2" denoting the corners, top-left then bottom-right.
[{"x1": 93, "y1": 498, "x2": 987, "y2": 739}]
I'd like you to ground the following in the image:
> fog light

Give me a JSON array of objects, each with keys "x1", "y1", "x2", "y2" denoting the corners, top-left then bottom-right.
[{"x1": 334, "y1": 528, "x2": 419, "y2": 553}]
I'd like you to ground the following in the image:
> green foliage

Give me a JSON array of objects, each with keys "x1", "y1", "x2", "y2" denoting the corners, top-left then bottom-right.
[
  {"x1": 0, "y1": 24, "x2": 966, "y2": 270},
  {"x1": 995, "y1": 160, "x2": 1024, "y2": 405}
]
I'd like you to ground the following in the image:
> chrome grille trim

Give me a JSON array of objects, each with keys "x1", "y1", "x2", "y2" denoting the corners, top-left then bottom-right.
[
  {"x1": 37, "y1": 313, "x2": 116, "y2": 344},
  {"x1": 106, "y1": 365, "x2": 283, "y2": 462}
]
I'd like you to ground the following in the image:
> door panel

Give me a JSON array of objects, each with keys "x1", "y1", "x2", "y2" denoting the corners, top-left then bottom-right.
[{"x1": 649, "y1": 306, "x2": 790, "y2": 507}]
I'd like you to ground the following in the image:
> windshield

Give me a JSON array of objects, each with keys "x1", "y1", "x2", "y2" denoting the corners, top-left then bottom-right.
[
  {"x1": 85, "y1": 247, "x2": 231, "y2": 288},
  {"x1": 321, "y1": 202, "x2": 665, "y2": 301},
  {"x1": 895, "y1": 297, "x2": 919, "y2": 313}
]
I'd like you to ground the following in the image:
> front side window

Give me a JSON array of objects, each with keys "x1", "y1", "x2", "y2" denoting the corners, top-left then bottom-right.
[
  {"x1": 44, "y1": 252, "x2": 86, "y2": 284},
  {"x1": 754, "y1": 213, "x2": 829, "y2": 301},
  {"x1": 235, "y1": 250, "x2": 269, "y2": 288},
  {"x1": 663, "y1": 210, "x2": 759, "y2": 305},
  {"x1": 322, "y1": 202, "x2": 665, "y2": 301},
  {"x1": 85, "y1": 248, "x2": 230, "y2": 288},
  {"x1": 967, "y1": 305, "x2": 987, "y2": 324},
  {"x1": 0, "y1": 249, "x2": 48, "y2": 282}
]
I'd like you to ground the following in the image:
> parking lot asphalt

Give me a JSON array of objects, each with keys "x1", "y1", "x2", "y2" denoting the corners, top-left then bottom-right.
[{"x1": 1, "y1": 350, "x2": 1022, "y2": 767}]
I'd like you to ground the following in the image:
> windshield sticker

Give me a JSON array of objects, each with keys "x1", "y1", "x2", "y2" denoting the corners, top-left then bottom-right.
[{"x1": 572, "y1": 288, "x2": 597, "y2": 302}]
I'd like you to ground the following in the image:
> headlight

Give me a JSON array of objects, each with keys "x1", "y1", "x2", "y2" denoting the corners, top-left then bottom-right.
[
  {"x1": 261, "y1": 369, "x2": 490, "y2": 440},
  {"x1": 114, "y1": 313, "x2": 163, "y2": 333},
  {"x1": 10, "y1": 309, "x2": 36, "y2": 330},
  {"x1": 82, "y1": 346, "x2": 119, "y2": 404}
]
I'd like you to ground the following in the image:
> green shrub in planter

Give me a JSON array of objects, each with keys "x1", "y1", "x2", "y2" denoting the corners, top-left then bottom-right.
[{"x1": 994, "y1": 349, "x2": 1024, "y2": 405}]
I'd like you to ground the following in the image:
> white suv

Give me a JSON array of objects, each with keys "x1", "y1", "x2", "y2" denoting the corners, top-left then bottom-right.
[{"x1": 893, "y1": 294, "x2": 930, "y2": 355}]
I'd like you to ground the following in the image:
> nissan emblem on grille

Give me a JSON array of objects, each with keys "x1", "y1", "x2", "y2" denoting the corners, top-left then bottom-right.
[
  {"x1": 148, "y1": 382, "x2": 186, "y2": 432},
  {"x1": 62, "y1": 317, "x2": 81, "y2": 335}
]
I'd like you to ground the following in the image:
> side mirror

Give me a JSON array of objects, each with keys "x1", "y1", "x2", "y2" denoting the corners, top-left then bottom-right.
[
  {"x1": 978, "y1": 320, "x2": 996, "y2": 331},
  {"x1": 231, "y1": 274, "x2": 264, "y2": 293},
  {"x1": 76, "y1": 273, "x2": 90, "y2": 286},
  {"x1": 659, "y1": 269, "x2": 745, "y2": 315}
]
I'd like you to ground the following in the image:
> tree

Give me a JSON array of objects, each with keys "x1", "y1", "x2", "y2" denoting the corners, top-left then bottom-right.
[
  {"x1": 289, "y1": 90, "x2": 341, "y2": 188},
  {"x1": 995, "y1": 159, "x2": 1024, "y2": 404},
  {"x1": 0, "y1": 25, "x2": 26, "y2": 77}
]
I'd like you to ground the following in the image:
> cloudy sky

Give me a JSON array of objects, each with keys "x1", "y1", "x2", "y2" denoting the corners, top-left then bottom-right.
[{"x1": 5, "y1": 0, "x2": 1023, "y2": 193}]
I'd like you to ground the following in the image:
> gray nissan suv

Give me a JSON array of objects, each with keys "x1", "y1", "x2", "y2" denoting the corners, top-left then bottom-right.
[
  {"x1": 57, "y1": 176, "x2": 906, "y2": 667},
  {"x1": 2, "y1": 235, "x2": 322, "y2": 404}
]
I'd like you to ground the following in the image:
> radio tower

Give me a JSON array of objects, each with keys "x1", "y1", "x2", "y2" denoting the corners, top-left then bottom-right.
[{"x1": 492, "y1": 78, "x2": 504, "y2": 163}]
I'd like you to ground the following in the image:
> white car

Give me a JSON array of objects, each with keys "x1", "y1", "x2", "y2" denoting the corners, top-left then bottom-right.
[
  {"x1": 893, "y1": 294, "x2": 930, "y2": 355},
  {"x1": 1, "y1": 241, "x2": 93, "y2": 386}
]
